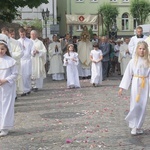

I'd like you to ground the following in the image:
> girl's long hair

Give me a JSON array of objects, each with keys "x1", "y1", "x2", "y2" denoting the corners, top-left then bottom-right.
[
  {"x1": 0, "y1": 40, "x2": 11, "y2": 57},
  {"x1": 134, "y1": 41, "x2": 150, "y2": 67},
  {"x1": 67, "y1": 44, "x2": 74, "y2": 56}
]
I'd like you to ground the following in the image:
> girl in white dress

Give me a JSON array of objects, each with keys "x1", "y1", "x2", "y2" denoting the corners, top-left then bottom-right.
[
  {"x1": 90, "y1": 43, "x2": 103, "y2": 87},
  {"x1": 0, "y1": 40, "x2": 18, "y2": 136},
  {"x1": 63, "y1": 44, "x2": 80, "y2": 88},
  {"x1": 118, "y1": 41, "x2": 150, "y2": 135}
]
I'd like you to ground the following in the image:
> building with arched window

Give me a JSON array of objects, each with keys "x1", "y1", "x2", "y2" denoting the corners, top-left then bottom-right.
[
  {"x1": 13, "y1": 0, "x2": 57, "y2": 39},
  {"x1": 122, "y1": 13, "x2": 129, "y2": 31},
  {"x1": 57, "y1": 0, "x2": 150, "y2": 38}
]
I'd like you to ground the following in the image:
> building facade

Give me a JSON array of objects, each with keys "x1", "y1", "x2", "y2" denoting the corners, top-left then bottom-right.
[
  {"x1": 57, "y1": 0, "x2": 150, "y2": 38},
  {"x1": 13, "y1": 0, "x2": 57, "y2": 39}
]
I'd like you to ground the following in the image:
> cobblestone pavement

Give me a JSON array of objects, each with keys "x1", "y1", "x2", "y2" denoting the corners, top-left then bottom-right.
[{"x1": 1, "y1": 74, "x2": 150, "y2": 150}]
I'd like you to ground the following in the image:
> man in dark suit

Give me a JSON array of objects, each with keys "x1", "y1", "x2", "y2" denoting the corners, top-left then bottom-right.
[
  {"x1": 99, "y1": 36, "x2": 110, "y2": 80},
  {"x1": 60, "y1": 33, "x2": 73, "y2": 54}
]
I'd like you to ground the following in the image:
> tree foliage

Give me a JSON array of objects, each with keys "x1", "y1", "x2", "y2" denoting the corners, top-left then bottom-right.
[
  {"x1": 130, "y1": 0, "x2": 150, "y2": 25},
  {"x1": 98, "y1": 3, "x2": 119, "y2": 35},
  {"x1": 0, "y1": 0, "x2": 48, "y2": 22}
]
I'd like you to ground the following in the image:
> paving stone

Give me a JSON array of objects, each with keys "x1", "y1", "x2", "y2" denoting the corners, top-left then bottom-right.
[{"x1": 0, "y1": 74, "x2": 150, "y2": 150}]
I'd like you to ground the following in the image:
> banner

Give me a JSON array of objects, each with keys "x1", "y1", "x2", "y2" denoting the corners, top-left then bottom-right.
[{"x1": 66, "y1": 14, "x2": 99, "y2": 25}]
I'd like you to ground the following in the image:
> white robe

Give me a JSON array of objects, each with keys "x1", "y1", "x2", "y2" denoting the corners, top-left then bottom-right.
[
  {"x1": 119, "y1": 58, "x2": 150, "y2": 129},
  {"x1": 118, "y1": 43, "x2": 131, "y2": 75},
  {"x1": 48, "y1": 41, "x2": 64, "y2": 80},
  {"x1": 18, "y1": 37, "x2": 34, "y2": 93},
  {"x1": 90, "y1": 49, "x2": 103, "y2": 85},
  {"x1": 145, "y1": 36, "x2": 150, "y2": 56},
  {"x1": 10, "y1": 37, "x2": 24, "y2": 94},
  {"x1": 64, "y1": 52, "x2": 80, "y2": 88},
  {"x1": 31, "y1": 38, "x2": 46, "y2": 89},
  {"x1": 0, "y1": 55, "x2": 18, "y2": 130},
  {"x1": 78, "y1": 41, "x2": 93, "y2": 77},
  {"x1": 128, "y1": 35, "x2": 147, "y2": 58}
]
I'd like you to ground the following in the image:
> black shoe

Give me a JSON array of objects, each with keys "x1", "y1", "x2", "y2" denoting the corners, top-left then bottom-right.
[
  {"x1": 33, "y1": 88, "x2": 38, "y2": 92},
  {"x1": 21, "y1": 93, "x2": 27, "y2": 97},
  {"x1": 15, "y1": 97, "x2": 17, "y2": 100},
  {"x1": 26, "y1": 91, "x2": 31, "y2": 95},
  {"x1": 87, "y1": 76, "x2": 91, "y2": 79}
]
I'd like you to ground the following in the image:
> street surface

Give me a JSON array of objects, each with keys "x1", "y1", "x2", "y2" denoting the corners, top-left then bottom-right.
[{"x1": 0, "y1": 75, "x2": 150, "y2": 150}]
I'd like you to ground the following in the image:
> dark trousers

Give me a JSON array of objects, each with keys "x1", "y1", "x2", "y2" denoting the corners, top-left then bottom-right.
[
  {"x1": 113, "y1": 56, "x2": 120, "y2": 74},
  {"x1": 102, "y1": 61, "x2": 109, "y2": 80}
]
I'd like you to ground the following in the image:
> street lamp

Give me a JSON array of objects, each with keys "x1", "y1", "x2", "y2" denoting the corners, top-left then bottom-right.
[{"x1": 41, "y1": 8, "x2": 50, "y2": 37}]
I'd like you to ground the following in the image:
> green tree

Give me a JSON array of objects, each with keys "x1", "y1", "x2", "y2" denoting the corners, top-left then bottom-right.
[
  {"x1": 30, "y1": 19, "x2": 42, "y2": 31},
  {"x1": 98, "y1": 3, "x2": 119, "y2": 35},
  {"x1": 130, "y1": 0, "x2": 150, "y2": 25},
  {"x1": 0, "y1": 0, "x2": 48, "y2": 22}
]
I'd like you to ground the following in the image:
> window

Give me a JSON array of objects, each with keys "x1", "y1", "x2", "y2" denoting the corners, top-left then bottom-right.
[
  {"x1": 122, "y1": 13, "x2": 129, "y2": 30},
  {"x1": 123, "y1": 0, "x2": 129, "y2": 2},
  {"x1": 76, "y1": 25, "x2": 83, "y2": 31},
  {"x1": 110, "y1": 0, "x2": 117, "y2": 2},
  {"x1": 133, "y1": 18, "x2": 138, "y2": 29},
  {"x1": 91, "y1": 24, "x2": 98, "y2": 31},
  {"x1": 76, "y1": 0, "x2": 84, "y2": 2},
  {"x1": 91, "y1": 0, "x2": 98, "y2": 2}
]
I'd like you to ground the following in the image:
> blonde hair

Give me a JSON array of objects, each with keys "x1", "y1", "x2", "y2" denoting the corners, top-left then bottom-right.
[{"x1": 134, "y1": 41, "x2": 150, "y2": 67}]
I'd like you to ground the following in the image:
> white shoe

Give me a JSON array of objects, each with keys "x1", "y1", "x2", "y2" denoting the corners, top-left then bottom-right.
[
  {"x1": 0, "y1": 130, "x2": 8, "y2": 137},
  {"x1": 137, "y1": 129, "x2": 143, "y2": 134},
  {"x1": 131, "y1": 128, "x2": 136, "y2": 135}
]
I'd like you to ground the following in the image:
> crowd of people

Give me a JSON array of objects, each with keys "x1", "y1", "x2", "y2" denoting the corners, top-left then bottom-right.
[{"x1": 0, "y1": 25, "x2": 150, "y2": 136}]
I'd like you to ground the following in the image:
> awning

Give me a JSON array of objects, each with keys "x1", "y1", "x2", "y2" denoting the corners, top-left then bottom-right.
[{"x1": 66, "y1": 14, "x2": 99, "y2": 25}]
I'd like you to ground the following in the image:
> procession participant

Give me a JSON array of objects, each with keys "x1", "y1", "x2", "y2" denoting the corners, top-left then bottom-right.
[
  {"x1": 128, "y1": 26, "x2": 147, "y2": 58},
  {"x1": 30, "y1": 30, "x2": 47, "y2": 92},
  {"x1": 0, "y1": 40, "x2": 18, "y2": 136},
  {"x1": 72, "y1": 36, "x2": 78, "y2": 52},
  {"x1": 18, "y1": 28, "x2": 34, "y2": 96},
  {"x1": 91, "y1": 33, "x2": 99, "y2": 44},
  {"x1": 118, "y1": 37, "x2": 131, "y2": 75},
  {"x1": 9, "y1": 28, "x2": 24, "y2": 95},
  {"x1": 9, "y1": 28, "x2": 15, "y2": 38},
  {"x1": 90, "y1": 43, "x2": 103, "y2": 87},
  {"x1": 99, "y1": 36, "x2": 110, "y2": 80},
  {"x1": 78, "y1": 26, "x2": 93, "y2": 79},
  {"x1": 118, "y1": 41, "x2": 150, "y2": 135},
  {"x1": 63, "y1": 44, "x2": 80, "y2": 88},
  {"x1": 114, "y1": 39, "x2": 121, "y2": 75},
  {"x1": 61, "y1": 33, "x2": 73, "y2": 54},
  {"x1": 48, "y1": 35, "x2": 64, "y2": 80}
]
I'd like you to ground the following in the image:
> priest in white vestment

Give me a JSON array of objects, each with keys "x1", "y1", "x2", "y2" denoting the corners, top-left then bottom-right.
[
  {"x1": 128, "y1": 26, "x2": 147, "y2": 58},
  {"x1": 30, "y1": 30, "x2": 46, "y2": 91},
  {"x1": 18, "y1": 28, "x2": 34, "y2": 96},
  {"x1": 9, "y1": 29, "x2": 24, "y2": 95},
  {"x1": 118, "y1": 38, "x2": 131, "y2": 75},
  {"x1": 78, "y1": 26, "x2": 92, "y2": 79},
  {"x1": 48, "y1": 35, "x2": 64, "y2": 80}
]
